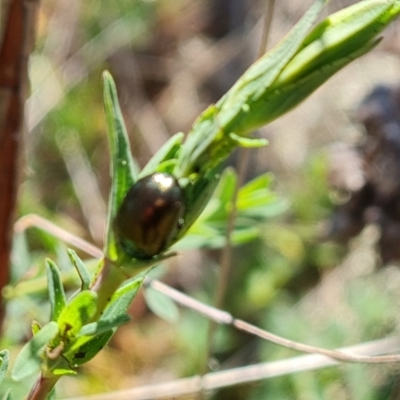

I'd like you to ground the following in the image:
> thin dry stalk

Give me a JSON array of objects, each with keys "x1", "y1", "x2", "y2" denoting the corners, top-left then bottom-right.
[
  {"x1": 62, "y1": 337, "x2": 400, "y2": 400},
  {"x1": 15, "y1": 214, "x2": 400, "y2": 364}
]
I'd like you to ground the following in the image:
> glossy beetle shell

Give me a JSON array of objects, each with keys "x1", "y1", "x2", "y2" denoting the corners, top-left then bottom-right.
[{"x1": 113, "y1": 172, "x2": 185, "y2": 259}]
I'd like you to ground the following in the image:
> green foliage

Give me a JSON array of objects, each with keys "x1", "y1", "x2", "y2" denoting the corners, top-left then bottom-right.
[
  {"x1": 45, "y1": 260, "x2": 66, "y2": 321},
  {"x1": 140, "y1": 132, "x2": 185, "y2": 177},
  {"x1": 6, "y1": 1, "x2": 400, "y2": 398},
  {"x1": 67, "y1": 249, "x2": 91, "y2": 290},
  {"x1": 102, "y1": 71, "x2": 140, "y2": 262},
  {"x1": 0, "y1": 352, "x2": 9, "y2": 387},
  {"x1": 57, "y1": 290, "x2": 98, "y2": 341},
  {"x1": 175, "y1": 169, "x2": 288, "y2": 250},
  {"x1": 144, "y1": 286, "x2": 180, "y2": 323},
  {"x1": 12, "y1": 322, "x2": 59, "y2": 381},
  {"x1": 62, "y1": 274, "x2": 143, "y2": 366}
]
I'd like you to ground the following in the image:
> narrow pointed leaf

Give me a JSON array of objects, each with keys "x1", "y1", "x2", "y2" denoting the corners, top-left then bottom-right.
[
  {"x1": 45, "y1": 259, "x2": 66, "y2": 321},
  {"x1": 102, "y1": 275, "x2": 144, "y2": 320},
  {"x1": 103, "y1": 70, "x2": 139, "y2": 261},
  {"x1": 141, "y1": 132, "x2": 184, "y2": 177},
  {"x1": 219, "y1": 0, "x2": 400, "y2": 136},
  {"x1": 258, "y1": 38, "x2": 379, "y2": 124},
  {"x1": 67, "y1": 249, "x2": 91, "y2": 290},
  {"x1": 177, "y1": 0, "x2": 330, "y2": 176},
  {"x1": 78, "y1": 314, "x2": 130, "y2": 337}
]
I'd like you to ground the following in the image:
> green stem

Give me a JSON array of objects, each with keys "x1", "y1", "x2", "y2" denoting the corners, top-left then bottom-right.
[
  {"x1": 90, "y1": 257, "x2": 127, "y2": 319},
  {"x1": 27, "y1": 374, "x2": 59, "y2": 400}
]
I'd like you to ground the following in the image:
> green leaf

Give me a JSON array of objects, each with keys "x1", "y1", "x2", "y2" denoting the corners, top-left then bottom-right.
[
  {"x1": 218, "y1": 0, "x2": 400, "y2": 135},
  {"x1": 0, "y1": 350, "x2": 9, "y2": 386},
  {"x1": 66, "y1": 274, "x2": 144, "y2": 366},
  {"x1": 236, "y1": 173, "x2": 289, "y2": 218},
  {"x1": 141, "y1": 132, "x2": 184, "y2": 177},
  {"x1": 144, "y1": 286, "x2": 180, "y2": 323},
  {"x1": 175, "y1": 0, "x2": 400, "y2": 185},
  {"x1": 102, "y1": 275, "x2": 144, "y2": 320},
  {"x1": 254, "y1": 38, "x2": 379, "y2": 125},
  {"x1": 78, "y1": 314, "x2": 130, "y2": 337},
  {"x1": 177, "y1": 0, "x2": 330, "y2": 176},
  {"x1": 12, "y1": 322, "x2": 59, "y2": 381},
  {"x1": 176, "y1": 165, "x2": 222, "y2": 240},
  {"x1": 103, "y1": 70, "x2": 139, "y2": 261},
  {"x1": 230, "y1": 225, "x2": 260, "y2": 245},
  {"x1": 216, "y1": 168, "x2": 237, "y2": 209},
  {"x1": 45, "y1": 259, "x2": 66, "y2": 322},
  {"x1": 67, "y1": 249, "x2": 91, "y2": 290},
  {"x1": 239, "y1": 173, "x2": 273, "y2": 195},
  {"x1": 174, "y1": 169, "x2": 287, "y2": 251},
  {"x1": 47, "y1": 355, "x2": 77, "y2": 377},
  {"x1": 281, "y1": 0, "x2": 400, "y2": 84},
  {"x1": 57, "y1": 290, "x2": 97, "y2": 340},
  {"x1": 63, "y1": 330, "x2": 114, "y2": 366},
  {"x1": 1, "y1": 389, "x2": 12, "y2": 400}
]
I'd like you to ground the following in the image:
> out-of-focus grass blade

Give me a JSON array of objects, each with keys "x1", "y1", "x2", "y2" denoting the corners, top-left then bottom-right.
[{"x1": 144, "y1": 286, "x2": 180, "y2": 323}]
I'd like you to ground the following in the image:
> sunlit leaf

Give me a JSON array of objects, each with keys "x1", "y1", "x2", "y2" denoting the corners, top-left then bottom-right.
[{"x1": 57, "y1": 291, "x2": 97, "y2": 340}]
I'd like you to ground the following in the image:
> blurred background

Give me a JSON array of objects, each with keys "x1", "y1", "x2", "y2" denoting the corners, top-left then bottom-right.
[{"x1": 4, "y1": 0, "x2": 400, "y2": 398}]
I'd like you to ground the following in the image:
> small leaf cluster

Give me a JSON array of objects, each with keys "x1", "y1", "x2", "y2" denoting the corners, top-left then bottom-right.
[{"x1": 11, "y1": 251, "x2": 142, "y2": 382}]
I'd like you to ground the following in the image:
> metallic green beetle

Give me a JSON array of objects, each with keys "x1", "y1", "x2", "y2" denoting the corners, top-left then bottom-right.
[{"x1": 114, "y1": 172, "x2": 185, "y2": 259}]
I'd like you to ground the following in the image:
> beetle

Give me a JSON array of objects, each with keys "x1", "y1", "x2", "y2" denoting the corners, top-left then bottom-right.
[{"x1": 113, "y1": 172, "x2": 185, "y2": 259}]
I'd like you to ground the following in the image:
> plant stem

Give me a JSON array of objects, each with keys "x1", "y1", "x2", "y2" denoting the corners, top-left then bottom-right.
[
  {"x1": 27, "y1": 374, "x2": 59, "y2": 400},
  {"x1": 0, "y1": 0, "x2": 40, "y2": 330},
  {"x1": 90, "y1": 257, "x2": 128, "y2": 319}
]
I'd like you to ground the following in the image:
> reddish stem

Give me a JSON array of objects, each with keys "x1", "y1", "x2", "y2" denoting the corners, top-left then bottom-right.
[{"x1": 27, "y1": 374, "x2": 59, "y2": 400}]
